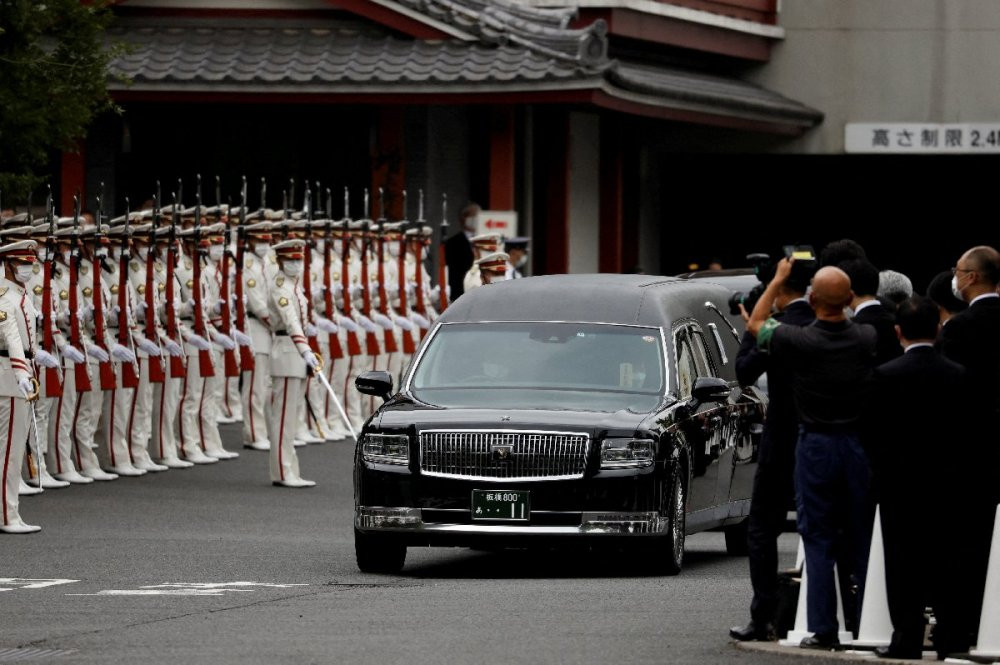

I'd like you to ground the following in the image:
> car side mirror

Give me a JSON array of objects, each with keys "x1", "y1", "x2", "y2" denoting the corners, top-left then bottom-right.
[
  {"x1": 356, "y1": 370, "x2": 394, "y2": 401},
  {"x1": 691, "y1": 376, "x2": 731, "y2": 405}
]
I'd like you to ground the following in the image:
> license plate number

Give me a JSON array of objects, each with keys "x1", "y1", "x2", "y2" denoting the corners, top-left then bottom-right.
[{"x1": 472, "y1": 490, "x2": 529, "y2": 521}]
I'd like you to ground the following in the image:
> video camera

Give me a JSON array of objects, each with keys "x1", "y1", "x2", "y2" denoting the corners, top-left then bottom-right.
[{"x1": 728, "y1": 246, "x2": 818, "y2": 316}]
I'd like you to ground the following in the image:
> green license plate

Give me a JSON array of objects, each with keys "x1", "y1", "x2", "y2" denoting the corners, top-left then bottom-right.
[{"x1": 472, "y1": 490, "x2": 530, "y2": 521}]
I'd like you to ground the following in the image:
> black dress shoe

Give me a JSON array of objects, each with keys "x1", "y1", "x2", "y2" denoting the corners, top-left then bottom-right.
[
  {"x1": 875, "y1": 646, "x2": 922, "y2": 660},
  {"x1": 800, "y1": 634, "x2": 840, "y2": 650},
  {"x1": 729, "y1": 621, "x2": 775, "y2": 642}
]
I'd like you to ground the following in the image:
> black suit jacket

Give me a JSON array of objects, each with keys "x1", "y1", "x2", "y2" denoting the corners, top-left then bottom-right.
[
  {"x1": 868, "y1": 346, "x2": 966, "y2": 500},
  {"x1": 853, "y1": 301, "x2": 902, "y2": 366},
  {"x1": 940, "y1": 296, "x2": 1000, "y2": 416},
  {"x1": 445, "y1": 232, "x2": 473, "y2": 301},
  {"x1": 735, "y1": 299, "x2": 815, "y2": 466}
]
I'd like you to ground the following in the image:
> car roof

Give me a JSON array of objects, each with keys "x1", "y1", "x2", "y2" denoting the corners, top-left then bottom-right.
[{"x1": 440, "y1": 274, "x2": 734, "y2": 329}]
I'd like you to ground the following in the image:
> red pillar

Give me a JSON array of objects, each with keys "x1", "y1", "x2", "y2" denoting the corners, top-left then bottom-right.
[
  {"x1": 534, "y1": 110, "x2": 569, "y2": 275},
  {"x1": 60, "y1": 144, "x2": 86, "y2": 216},
  {"x1": 370, "y1": 107, "x2": 405, "y2": 220},
  {"x1": 489, "y1": 107, "x2": 515, "y2": 210},
  {"x1": 599, "y1": 117, "x2": 623, "y2": 273}
]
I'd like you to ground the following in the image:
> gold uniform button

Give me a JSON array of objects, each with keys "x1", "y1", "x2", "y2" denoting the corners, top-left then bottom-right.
[
  {"x1": 247, "y1": 279, "x2": 256, "y2": 288},
  {"x1": 130, "y1": 261, "x2": 140, "y2": 272},
  {"x1": 186, "y1": 279, "x2": 194, "y2": 289},
  {"x1": 83, "y1": 287, "x2": 93, "y2": 297},
  {"x1": 32, "y1": 264, "x2": 40, "y2": 275},
  {"x1": 111, "y1": 284, "x2": 119, "y2": 294},
  {"x1": 157, "y1": 283, "x2": 165, "y2": 293},
  {"x1": 184, "y1": 260, "x2": 193, "y2": 270},
  {"x1": 81, "y1": 265, "x2": 89, "y2": 275},
  {"x1": 32, "y1": 285, "x2": 43, "y2": 296},
  {"x1": 137, "y1": 284, "x2": 146, "y2": 294},
  {"x1": 278, "y1": 297, "x2": 289, "y2": 307},
  {"x1": 0, "y1": 311, "x2": 6, "y2": 322},
  {"x1": 276, "y1": 276, "x2": 284, "y2": 287},
  {"x1": 59, "y1": 290, "x2": 68, "y2": 301}
]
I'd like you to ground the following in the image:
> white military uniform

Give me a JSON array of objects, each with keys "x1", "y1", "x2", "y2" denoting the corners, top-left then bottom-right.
[
  {"x1": 341, "y1": 239, "x2": 372, "y2": 431},
  {"x1": 200, "y1": 252, "x2": 238, "y2": 460},
  {"x1": 266, "y1": 246, "x2": 316, "y2": 487},
  {"x1": 220, "y1": 237, "x2": 243, "y2": 424},
  {"x1": 241, "y1": 245, "x2": 273, "y2": 449}
]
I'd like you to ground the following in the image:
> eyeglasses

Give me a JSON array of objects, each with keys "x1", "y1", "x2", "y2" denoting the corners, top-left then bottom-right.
[{"x1": 952, "y1": 267, "x2": 977, "y2": 275}]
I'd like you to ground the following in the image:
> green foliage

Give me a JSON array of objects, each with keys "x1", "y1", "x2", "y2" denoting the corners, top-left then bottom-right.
[{"x1": 0, "y1": 0, "x2": 121, "y2": 203}]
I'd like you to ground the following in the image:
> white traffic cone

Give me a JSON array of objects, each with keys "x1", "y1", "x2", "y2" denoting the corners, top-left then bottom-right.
[
  {"x1": 780, "y1": 538, "x2": 854, "y2": 647},
  {"x1": 852, "y1": 505, "x2": 892, "y2": 649},
  {"x1": 970, "y1": 505, "x2": 1000, "y2": 659}
]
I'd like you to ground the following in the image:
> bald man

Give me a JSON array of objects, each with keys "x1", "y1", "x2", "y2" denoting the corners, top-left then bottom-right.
[{"x1": 749, "y1": 259, "x2": 877, "y2": 651}]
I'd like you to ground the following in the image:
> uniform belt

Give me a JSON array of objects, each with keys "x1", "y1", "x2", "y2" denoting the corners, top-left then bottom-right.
[
  {"x1": 0, "y1": 350, "x2": 34, "y2": 359},
  {"x1": 275, "y1": 330, "x2": 288, "y2": 336},
  {"x1": 180, "y1": 317, "x2": 194, "y2": 323},
  {"x1": 248, "y1": 312, "x2": 259, "y2": 321}
]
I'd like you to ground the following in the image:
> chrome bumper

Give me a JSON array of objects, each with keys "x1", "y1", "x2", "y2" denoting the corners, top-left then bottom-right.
[{"x1": 355, "y1": 506, "x2": 668, "y2": 536}]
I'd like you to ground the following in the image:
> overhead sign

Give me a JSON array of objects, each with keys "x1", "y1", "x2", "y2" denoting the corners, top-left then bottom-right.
[
  {"x1": 475, "y1": 210, "x2": 517, "y2": 239},
  {"x1": 846, "y1": 123, "x2": 1000, "y2": 154}
]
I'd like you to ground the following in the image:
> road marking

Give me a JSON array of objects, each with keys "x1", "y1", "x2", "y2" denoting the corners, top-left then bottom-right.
[
  {"x1": 0, "y1": 578, "x2": 79, "y2": 592},
  {"x1": 67, "y1": 581, "x2": 309, "y2": 596}
]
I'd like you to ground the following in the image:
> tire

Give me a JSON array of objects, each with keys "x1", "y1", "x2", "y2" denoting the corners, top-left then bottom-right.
[
  {"x1": 638, "y1": 465, "x2": 686, "y2": 575},
  {"x1": 354, "y1": 529, "x2": 407, "y2": 574},
  {"x1": 724, "y1": 519, "x2": 750, "y2": 556}
]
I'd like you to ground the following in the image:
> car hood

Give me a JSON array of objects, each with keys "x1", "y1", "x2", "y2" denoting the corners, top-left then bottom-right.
[{"x1": 373, "y1": 400, "x2": 656, "y2": 438}]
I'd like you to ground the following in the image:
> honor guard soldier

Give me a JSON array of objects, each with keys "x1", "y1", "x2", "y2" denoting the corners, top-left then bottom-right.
[
  {"x1": 202, "y1": 223, "x2": 239, "y2": 458},
  {"x1": 240, "y1": 219, "x2": 274, "y2": 450},
  {"x1": 0, "y1": 240, "x2": 45, "y2": 533},
  {"x1": 330, "y1": 221, "x2": 362, "y2": 436},
  {"x1": 214, "y1": 205, "x2": 244, "y2": 425},
  {"x1": 462, "y1": 233, "x2": 503, "y2": 294},
  {"x1": 267, "y1": 239, "x2": 318, "y2": 488},
  {"x1": 475, "y1": 252, "x2": 510, "y2": 286},
  {"x1": 306, "y1": 218, "x2": 344, "y2": 442}
]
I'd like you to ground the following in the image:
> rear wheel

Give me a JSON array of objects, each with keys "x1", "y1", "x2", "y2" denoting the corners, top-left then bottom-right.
[
  {"x1": 355, "y1": 529, "x2": 407, "y2": 574},
  {"x1": 724, "y1": 519, "x2": 750, "y2": 556},
  {"x1": 638, "y1": 465, "x2": 686, "y2": 575}
]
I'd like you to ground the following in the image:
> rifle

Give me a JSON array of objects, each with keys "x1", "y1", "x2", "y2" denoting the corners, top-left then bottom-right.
[
  {"x1": 41, "y1": 187, "x2": 62, "y2": 398},
  {"x1": 358, "y1": 190, "x2": 381, "y2": 357},
  {"x1": 414, "y1": 191, "x2": 429, "y2": 340},
  {"x1": 193, "y1": 175, "x2": 214, "y2": 377},
  {"x1": 301, "y1": 184, "x2": 321, "y2": 355},
  {"x1": 165, "y1": 191, "x2": 185, "y2": 378},
  {"x1": 234, "y1": 176, "x2": 254, "y2": 371},
  {"x1": 117, "y1": 198, "x2": 140, "y2": 389},
  {"x1": 375, "y1": 188, "x2": 397, "y2": 354},
  {"x1": 68, "y1": 195, "x2": 92, "y2": 392},
  {"x1": 340, "y1": 189, "x2": 362, "y2": 357},
  {"x1": 438, "y1": 193, "x2": 449, "y2": 313},
  {"x1": 93, "y1": 186, "x2": 116, "y2": 390},
  {"x1": 396, "y1": 213, "x2": 416, "y2": 356},
  {"x1": 146, "y1": 186, "x2": 165, "y2": 383},
  {"x1": 216, "y1": 176, "x2": 239, "y2": 378},
  {"x1": 322, "y1": 188, "x2": 344, "y2": 362}
]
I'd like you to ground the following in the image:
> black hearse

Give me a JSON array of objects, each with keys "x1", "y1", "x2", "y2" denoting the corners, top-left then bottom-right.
[{"x1": 354, "y1": 275, "x2": 765, "y2": 574}]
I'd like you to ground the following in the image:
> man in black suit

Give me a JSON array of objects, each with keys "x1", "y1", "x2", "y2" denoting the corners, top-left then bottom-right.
[
  {"x1": 444, "y1": 203, "x2": 480, "y2": 301},
  {"x1": 841, "y1": 258, "x2": 902, "y2": 365},
  {"x1": 937, "y1": 245, "x2": 1000, "y2": 656},
  {"x1": 731, "y1": 269, "x2": 815, "y2": 642},
  {"x1": 868, "y1": 296, "x2": 966, "y2": 659}
]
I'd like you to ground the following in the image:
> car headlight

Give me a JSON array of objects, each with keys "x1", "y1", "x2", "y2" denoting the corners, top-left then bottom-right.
[
  {"x1": 362, "y1": 433, "x2": 410, "y2": 465},
  {"x1": 600, "y1": 438, "x2": 654, "y2": 469}
]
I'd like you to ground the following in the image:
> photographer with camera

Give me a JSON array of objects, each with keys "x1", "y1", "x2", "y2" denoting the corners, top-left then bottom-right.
[
  {"x1": 731, "y1": 251, "x2": 816, "y2": 642},
  {"x1": 747, "y1": 257, "x2": 877, "y2": 650}
]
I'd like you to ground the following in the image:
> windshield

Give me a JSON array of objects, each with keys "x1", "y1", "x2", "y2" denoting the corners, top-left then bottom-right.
[{"x1": 409, "y1": 322, "x2": 665, "y2": 412}]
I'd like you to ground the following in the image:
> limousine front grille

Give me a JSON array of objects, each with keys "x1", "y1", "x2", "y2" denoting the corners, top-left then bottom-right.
[{"x1": 419, "y1": 430, "x2": 590, "y2": 481}]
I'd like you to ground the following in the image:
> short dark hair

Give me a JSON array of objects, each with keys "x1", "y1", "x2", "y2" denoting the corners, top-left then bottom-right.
[
  {"x1": 965, "y1": 245, "x2": 1000, "y2": 287},
  {"x1": 838, "y1": 258, "x2": 879, "y2": 297},
  {"x1": 820, "y1": 239, "x2": 867, "y2": 267},
  {"x1": 895, "y1": 295, "x2": 940, "y2": 340},
  {"x1": 926, "y1": 270, "x2": 967, "y2": 314}
]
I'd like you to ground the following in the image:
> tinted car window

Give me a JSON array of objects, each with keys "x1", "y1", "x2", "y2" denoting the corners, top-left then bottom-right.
[
  {"x1": 410, "y1": 322, "x2": 665, "y2": 412},
  {"x1": 675, "y1": 329, "x2": 698, "y2": 400}
]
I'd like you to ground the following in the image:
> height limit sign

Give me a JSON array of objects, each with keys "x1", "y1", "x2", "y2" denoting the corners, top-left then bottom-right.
[{"x1": 475, "y1": 210, "x2": 517, "y2": 239}]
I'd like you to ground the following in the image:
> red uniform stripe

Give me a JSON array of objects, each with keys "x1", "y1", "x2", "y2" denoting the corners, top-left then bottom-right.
[
  {"x1": 277, "y1": 377, "x2": 288, "y2": 481},
  {"x1": 2, "y1": 398, "x2": 14, "y2": 525}
]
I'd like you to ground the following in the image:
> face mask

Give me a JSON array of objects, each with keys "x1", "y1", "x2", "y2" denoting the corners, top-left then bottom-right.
[
  {"x1": 282, "y1": 260, "x2": 303, "y2": 278},
  {"x1": 137, "y1": 246, "x2": 149, "y2": 262},
  {"x1": 515, "y1": 254, "x2": 528, "y2": 269},
  {"x1": 108, "y1": 247, "x2": 120, "y2": 263},
  {"x1": 388, "y1": 244, "x2": 400, "y2": 259},
  {"x1": 314, "y1": 239, "x2": 325, "y2": 253},
  {"x1": 15, "y1": 264, "x2": 35, "y2": 284},
  {"x1": 61, "y1": 250, "x2": 71, "y2": 264},
  {"x1": 254, "y1": 243, "x2": 269, "y2": 258},
  {"x1": 95, "y1": 247, "x2": 109, "y2": 259},
  {"x1": 209, "y1": 245, "x2": 224, "y2": 262},
  {"x1": 951, "y1": 275, "x2": 964, "y2": 301}
]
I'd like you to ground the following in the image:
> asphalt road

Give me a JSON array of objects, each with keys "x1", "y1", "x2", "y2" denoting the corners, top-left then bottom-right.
[{"x1": 1, "y1": 422, "x2": 834, "y2": 665}]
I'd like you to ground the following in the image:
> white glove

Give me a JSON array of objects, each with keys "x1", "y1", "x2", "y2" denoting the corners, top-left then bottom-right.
[
  {"x1": 61, "y1": 345, "x2": 86, "y2": 364},
  {"x1": 301, "y1": 350, "x2": 319, "y2": 370},
  {"x1": 135, "y1": 336, "x2": 162, "y2": 356},
  {"x1": 406, "y1": 282, "x2": 416, "y2": 297},
  {"x1": 79, "y1": 304, "x2": 94, "y2": 322},
  {"x1": 210, "y1": 331, "x2": 235, "y2": 350},
  {"x1": 384, "y1": 284, "x2": 399, "y2": 298},
  {"x1": 213, "y1": 299, "x2": 224, "y2": 315},
  {"x1": 316, "y1": 317, "x2": 338, "y2": 334},
  {"x1": 372, "y1": 312, "x2": 394, "y2": 330},
  {"x1": 186, "y1": 333, "x2": 212, "y2": 351},
  {"x1": 137, "y1": 301, "x2": 148, "y2": 312},
  {"x1": 18, "y1": 377, "x2": 34, "y2": 398},
  {"x1": 348, "y1": 284, "x2": 364, "y2": 300},
  {"x1": 430, "y1": 285, "x2": 441, "y2": 301},
  {"x1": 232, "y1": 329, "x2": 252, "y2": 347},
  {"x1": 35, "y1": 349, "x2": 60, "y2": 369},
  {"x1": 111, "y1": 343, "x2": 136, "y2": 364},
  {"x1": 410, "y1": 312, "x2": 431, "y2": 330},
  {"x1": 110, "y1": 305, "x2": 121, "y2": 318},
  {"x1": 332, "y1": 283, "x2": 343, "y2": 296},
  {"x1": 163, "y1": 339, "x2": 183, "y2": 356},
  {"x1": 356, "y1": 314, "x2": 378, "y2": 333},
  {"x1": 370, "y1": 280, "x2": 379, "y2": 291},
  {"x1": 85, "y1": 344, "x2": 109, "y2": 363},
  {"x1": 336, "y1": 315, "x2": 361, "y2": 333},
  {"x1": 312, "y1": 286, "x2": 325, "y2": 299},
  {"x1": 187, "y1": 298, "x2": 196, "y2": 309},
  {"x1": 392, "y1": 314, "x2": 415, "y2": 331}
]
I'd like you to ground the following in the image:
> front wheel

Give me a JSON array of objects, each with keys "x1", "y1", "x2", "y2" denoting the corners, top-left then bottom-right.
[
  {"x1": 355, "y1": 529, "x2": 407, "y2": 574},
  {"x1": 637, "y1": 465, "x2": 686, "y2": 575}
]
